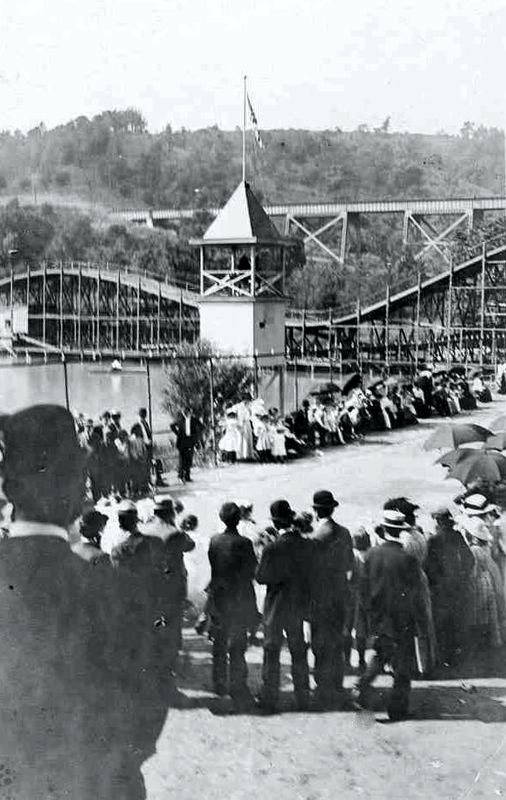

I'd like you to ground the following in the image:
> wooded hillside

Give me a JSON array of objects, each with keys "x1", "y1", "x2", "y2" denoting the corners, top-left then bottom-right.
[{"x1": 0, "y1": 111, "x2": 504, "y2": 310}]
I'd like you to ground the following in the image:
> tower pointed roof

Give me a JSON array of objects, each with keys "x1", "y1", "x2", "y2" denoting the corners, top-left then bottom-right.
[{"x1": 199, "y1": 182, "x2": 282, "y2": 245}]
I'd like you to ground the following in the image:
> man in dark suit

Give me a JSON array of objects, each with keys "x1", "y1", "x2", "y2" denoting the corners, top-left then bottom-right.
[
  {"x1": 356, "y1": 509, "x2": 427, "y2": 721},
  {"x1": 72, "y1": 509, "x2": 110, "y2": 565},
  {"x1": 207, "y1": 502, "x2": 258, "y2": 710},
  {"x1": 171, "y1": 406, "x2": 201, "y2": 483},
  {"x1": 0, "y1": 405, "x2": 171, "y2": 799},
  {"x1": 310, "y1": 489, "x2": 354, "y2": 707},
  {"x1": 256, "y1": 499, "x2": 314, "y2": 712}
]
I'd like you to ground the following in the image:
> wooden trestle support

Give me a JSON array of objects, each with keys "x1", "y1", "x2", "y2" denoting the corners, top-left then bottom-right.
[
  {"x1": 0, "y1": 262, "x2": 200, "y2": 356},
  {"x1": 285, "y1": 241, "x2": 506, "y2": 375}
]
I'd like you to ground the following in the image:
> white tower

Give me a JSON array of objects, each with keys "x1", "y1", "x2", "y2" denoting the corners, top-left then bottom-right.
[{"x1": 191, "y1": 181, "x2": 290, "y2": 368}]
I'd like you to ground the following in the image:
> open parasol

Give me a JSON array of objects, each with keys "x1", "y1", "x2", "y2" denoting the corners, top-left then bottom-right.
[
  {"x1": 446, "y1": 450, "x2": 506, "y2": 486},
  {"x1": 435, "y1": 447, "x2": 483, "y2": 470},
  {"x1": 485, "y1": 430, "x2": 506, "y2": 451},
  {"x1": 423, "y1": 422, "x2": 492, "y2": 451},
  {"x1": 491, "y1": 415, "x2": 506, "y2": 431},
  {"x1": 308, "y1": 381, "x2": 341, "y2": 396},
  {"x1": 342, "y1": 373, "x2": 362, "y2": 395}
]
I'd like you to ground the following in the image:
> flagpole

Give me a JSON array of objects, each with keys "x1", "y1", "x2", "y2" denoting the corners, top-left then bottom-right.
[{"x1": 242, "y1": 75, "x2": 247, "y2": 183}]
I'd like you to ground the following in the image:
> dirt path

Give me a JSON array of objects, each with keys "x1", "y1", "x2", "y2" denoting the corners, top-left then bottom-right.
[{"x1": 144, "y1": 399, "x2": 506, "y2": 800}]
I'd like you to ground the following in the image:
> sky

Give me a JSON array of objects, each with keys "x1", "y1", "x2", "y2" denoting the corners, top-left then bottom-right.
[{"x1": 2, "y1": 0, "x2": 506, "y2": 134}]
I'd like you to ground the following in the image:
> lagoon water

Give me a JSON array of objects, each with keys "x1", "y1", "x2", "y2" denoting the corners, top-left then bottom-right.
[{"x1": 0, "y1": 360, "x2": 328, "y2": 430}]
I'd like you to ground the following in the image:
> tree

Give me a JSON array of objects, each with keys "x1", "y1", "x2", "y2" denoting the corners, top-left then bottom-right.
[{"x1": 162, "y1": 341, "x2": 254, "y2": 441}]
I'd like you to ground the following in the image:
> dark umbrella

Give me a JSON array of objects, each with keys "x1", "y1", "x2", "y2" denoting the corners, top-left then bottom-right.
[
  {"x1": 308, "y1": 381, "x2": 341, "y2": 396},
  {"x1": 435, "y1": 447, "x2": 483, "y2": 469},
  {"x1": 447, "y1": 450, "x2": 506, "y2": 486},
  {"x1": 485, "y1": 430, "x2": 506, "y2": 451},
  {"x1": 433, "y1": 368, "x2": 448, "y2": 377},
  {"x1": 423, "y1": 423, "x2": 492, "y2": 451},
  {"x1": 342, "y1": 373, "x2": 361, "y2": 395}
]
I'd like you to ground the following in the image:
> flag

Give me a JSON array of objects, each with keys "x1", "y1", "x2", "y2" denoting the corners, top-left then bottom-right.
[{"x1": 246, "y1": 93, "x2": 264, "y2": 149}]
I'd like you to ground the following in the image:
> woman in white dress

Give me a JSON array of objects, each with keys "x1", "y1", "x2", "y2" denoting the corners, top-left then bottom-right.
[
  {"x1": 233, "y1": 399, "x2": 255, "y2": 461},
  {"x1": 218, "y1": 410, "x2": 241, "y2": 463}
]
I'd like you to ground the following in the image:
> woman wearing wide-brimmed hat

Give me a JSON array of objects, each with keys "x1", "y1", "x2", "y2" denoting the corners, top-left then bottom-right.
[{"x1": 461, "y1": 516, "x2": 505, "y2": 656}]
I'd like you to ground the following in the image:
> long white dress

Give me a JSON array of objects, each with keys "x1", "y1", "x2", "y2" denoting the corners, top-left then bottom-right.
[
  {"x1": 218, "y1": 417, "x2": 242, "y2": 454},
  {"x1": 233, "y1": 401, "x2": 254, "y2": 460}
]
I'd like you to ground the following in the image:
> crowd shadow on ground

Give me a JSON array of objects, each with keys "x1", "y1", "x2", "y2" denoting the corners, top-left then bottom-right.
[{"x1": 168, "y1": 630, "x2": 506, "y2": 723}]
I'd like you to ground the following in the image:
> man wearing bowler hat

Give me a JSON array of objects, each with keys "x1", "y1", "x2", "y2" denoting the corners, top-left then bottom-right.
[
  {"x1": 310, "y1": 489, "x2": 354, "y2": 707},
  {"x1": 0, "y1": 404, "x2": 171, "y2": 798},
  {"x1": 256, "y1": 499, "x2": 314, "y2": 712},
  {"x1": 355, "y1": 509, "x2": 427, "y2": 721},
  {"x1": 207, "y1": 502, "x2": 258, "y2": 710}
]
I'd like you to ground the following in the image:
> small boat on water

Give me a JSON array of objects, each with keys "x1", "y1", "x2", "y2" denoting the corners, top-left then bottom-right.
[{"x1": 110, "y1": 359, "x2": 123, "y2": 372}]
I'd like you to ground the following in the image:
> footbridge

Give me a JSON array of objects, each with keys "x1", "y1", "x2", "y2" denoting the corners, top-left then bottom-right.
[{"x1": 112, "y1": 195, "x2": 506, "y2": 265}]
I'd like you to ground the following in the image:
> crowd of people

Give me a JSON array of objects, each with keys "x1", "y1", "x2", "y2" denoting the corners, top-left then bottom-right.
[
  {"x1": 69, "y1": 365, "x2": 493, "y2": 501},
  {"x1": 0, "y1": 365, "x2": 501, "y2": 797},
  {"x1": 217, "y1": 365, "x2": 492, "y2": 465}
]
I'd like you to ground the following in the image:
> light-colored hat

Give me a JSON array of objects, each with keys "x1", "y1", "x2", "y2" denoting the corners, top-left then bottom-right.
[
  {"x1": 382, "y1": 509, "x2": 410, "y2": 530},
  {"x1": 462, "y1": 493, "x2": 497, "y2": 516},
  {"x1": 460, "y1": 516, "x2": 491, "y2": 543}
]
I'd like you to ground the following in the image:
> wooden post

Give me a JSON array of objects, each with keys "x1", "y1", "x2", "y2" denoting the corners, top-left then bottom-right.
[
  {"x1": 209, "y1": 356, "x2": 217, "y2": 465},
  {"x1": 9, "y1": 267, "x2": 14, "y2": 332},
  {"x1": 26, "y1": 263, "x2": 30, "y2": 318},
  {"x1": 42, "y1": 262, "x2": 47, "y2": 345},
  {"x1": 77, "y1": 264, "x2": 82, "y2": 352},
  {"x1": 157, "y1": 282, "x2": 161, "y2": 350},
  {"x1": 59, "y1": 261, "x2": 64, "y2": 350},
  {"x1": 179, "y1": 289, "x2": 183, "y2": 345},
  {"x1": 115, "y1": 270, "x2": 120, "y2": 352},
  {"x1": 414, "y1": 271, "x2": 422, "y2": 372},
  {"x1": 384, "y1": 283, "x2": 391, "y2": 374},
  {"x1": 356, "y1": 296, "x2": 361, "y2": 370},
  {"x1": 480, "y1": 242, "x2": 486, "y2": 367},
  {"x1": 446, "y1": 253, "x2": 454, "y2": 369},
  {"x1": 200, "y1": 247, "x2": 205, "y2": 295},
  {"x1": 96, "y1": 267, "x2": 101, "y2": 353},
  {"x1": 328, "y1": 308, "x2": 333, "y2": 384},
  {"x1": 278, "y1": 364, "x2": 285, "y2": 415},
  {"x1": 62, "y1": 356, "x2": 70, "y2": 411},
  {"x1": 294, "y1": 352, "x2": 299, "y2": 410},
  {"x1": 253, "y1": 352, "x2": 259, "y2": 396},
  {"x1": 146, "y1": 358, "x2": 153, "y2": 438},
  {"x1": 301, "y1": 309, "x2": 307, "y2": 359},
  {"x1": 136, "y1": 275, "x2": 141, "y2": 353}
]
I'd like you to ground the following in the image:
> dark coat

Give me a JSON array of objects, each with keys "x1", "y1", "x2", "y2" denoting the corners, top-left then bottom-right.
[
  {"x1": 208, "y1": 529, "x2": 258, "y2": 628},
  {"x1": 256, "y1": 528, "x2": 315, "y2": 626},
  {"x1": 111, "y1": 531, "x2": 175, "y2": 616},
  {"x1": 171, "y1": 415, "x2": 201, "y2": 450},
  {"x1": 310, "y1": 517, "x2": 354, "y2": 612},
  {"x1": 0, "y1": 535, "x2": 170, "y2": 800},
  {"x1": 426, "y1": 526, "x2": 474, "y2": 607},
  {"x1": 362, "y1": 539, "x2": 426, "y2": 640},
  {"x1": 72, "y1": 540, "x2": 111, "y2": 565}
]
